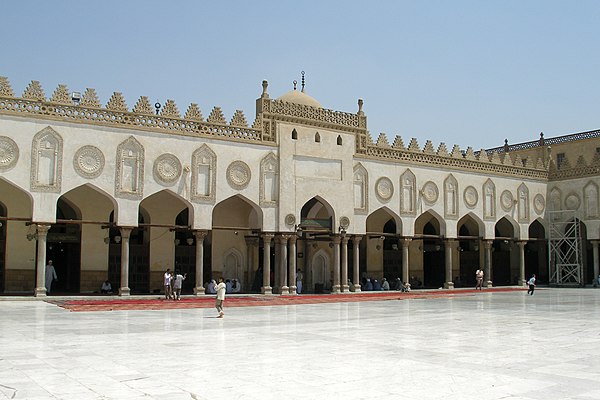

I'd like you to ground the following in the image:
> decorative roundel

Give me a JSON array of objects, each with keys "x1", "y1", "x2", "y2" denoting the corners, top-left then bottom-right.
[
  {"x1": 0, "y1": 136, "x2": 19, "y2": 170},
  {"x1": 285, "y1": 213, "x2": 296, "y2": 226},
  {"x1": 421, "y1": 181, "x2": 439, "y2": 205},
  {"x1": 500, "y1": 190, "x2": 514, "y2": 212},
  {"x1": 533, "y1": 194, "x2": 546, "y2": 214},
  {"x1": 375, "y1": 177, "x2": 394, "y2": 202},
  {"x1": 339, "y1": 216, "x2": 350, "y2": 229},
  {"x1": 226, "y1": 160, "x2": 251, "y2": 190},
  {"x1": 153, "y1": 153, "x2": 182, "y2": 185},
  {"x1": 565, "y1": 193, "x2": 581, "y2": 210},
  {"x1": 463, "y1": 186, "x2": 478, "y2": 209},
  {"x1": 73, "y1": 145, "x2": 104, "y2": 178}
]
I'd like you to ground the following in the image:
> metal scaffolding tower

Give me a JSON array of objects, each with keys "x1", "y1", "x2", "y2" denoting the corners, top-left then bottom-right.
[{"x1": 548, "y1": 210, "x2": 583, "y2": 286}]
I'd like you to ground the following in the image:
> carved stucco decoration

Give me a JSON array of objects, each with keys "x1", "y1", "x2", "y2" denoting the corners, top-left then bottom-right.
[
  {"x1": 375, "y1": 177, "x2": 394, "y2": 203},
  {"x1": 400, "y1": 169, "x2": 416, "y2": 216},
  {"x1": 353, "y1": 163, "x2": 368, "y2": 214},
  {"x1": 584, "y1": 181, "x2": 599, "y2": 219},
  {"x1": 191, "y1": 144, "x2": 216, "y2": 204},
  {"x1": 73, "y1": 145, "x2": 104, "y2": 179},
  {"x1": 0, "y1": 136, "x2": 19, "y2": 171},
  {"x1": 285, "y1": 213, "x2": 296, "y2": 226},
  {"x1": 115, "y1": 136, "x2": 144, "y2": 200},
  {"x1": 463, "y1": 186, "x2": 478, "y2": 209},
  {"x1": 31, "y1": 126, "x2": 63, "y2": 193},
  {"x1": 153, "y1": 153, "x2": 182, "y2": 186},
  {"x1": 483, "y1": 179, "x2": 496, "y2": 220},
  {"x1": 533, "y1": 194, "x2": 546, "y2": 215},
  {"x1": 421, "y1": 181, "x2": 439, "y2": 205},
  {"x1": 444, "y1": 174, "x2": 458, "y2": 219},
  {"x1": 260, "y1": 152, "x2": 278, "y2": 207},
  {"x1": 565, "y1": 192, "x2": 581, "y2": 211},
  {"x1": 500, "y1": 190, "x2": 514, "y2": 212},
  {"x1": 549, "y1": 187, "x2": 562, "y2": 211},
  {"x1": 517, "y1": 183, "x2": 530, "y2": 222},
  {"x1": 226, "y1": 160, "x2": 251, "y2": 190},
  {"x1": 339, "y1": 216, "x2": 350, "y2": 229}
]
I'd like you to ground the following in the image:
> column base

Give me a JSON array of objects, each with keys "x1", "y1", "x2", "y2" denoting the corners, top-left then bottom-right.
[
  {"x1": 280, "y1": 286, "x2": 290, "y2": 295},
  {"x1": 331, "y1": 285, "x2": 341, "y2": 294},
  {"x1": 119, "y1": 287, "x2": 130, "y2": 296},
  {"x1": 34, "y1": 287, "x2": 47, "y2": 297},
  {"x1": 519, "y1": 279, "x2": 528, "y2": 287},
  {"x1": 289, "y1": 285, "x2": 297, "y2": 295},
  {"x1": 193, "y1": 286, "x2": 206, "y2": 296},
  {"x1": 485, "y1": 281, "x2": 493, "y2": 288},
  {"x1": 444, "y1": 282, "x2": 455, "y2": 289},
  {"x1": 261, "y1": 286, "x2": 273, "y2": 295},
  {"x1": 352, "y1": 284, "x2": 361, "y2": 293},
  {"x1": 342, "y1": 284, "x2": 350, "y2": 292}
]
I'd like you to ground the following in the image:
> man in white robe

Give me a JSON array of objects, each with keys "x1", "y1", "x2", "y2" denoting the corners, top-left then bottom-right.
[{"x1": 45, "y1": 260, "x2": 57, "y2": 294}]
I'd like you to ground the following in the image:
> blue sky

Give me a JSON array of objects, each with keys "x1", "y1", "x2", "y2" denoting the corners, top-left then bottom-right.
[{"x1": 1, "y1": 0, "x2": 599, "y2": 150}]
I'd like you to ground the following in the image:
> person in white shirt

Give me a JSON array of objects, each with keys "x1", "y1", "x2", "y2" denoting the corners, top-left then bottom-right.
[
  {"x1": 527, "y1": 274, "x2": 536, "y2": 296},
  {"x1": 45, "y1": 260, "x2": 58, "y2": 294},
  {"x1": 381, "y1": 277, "x2": 390, "y2": 291},
  {"x1": 173, "y1": 271, "x2": 186, "y2": 300},
  {"x1": 101, "y1": 280, "x2": 112, "y2": 294},
  {"x1": 475, "y1": 268, "x2": 484, "y2": 291},
  {"x1": 231, "y1": 279, "x2": 241, "y2": 293},
  {"x1": 164, "y1": 269, "x2": 173, "y2": 300},
  {"x1": 215, "y1": 277, "x2": 226, "y2": 318}
]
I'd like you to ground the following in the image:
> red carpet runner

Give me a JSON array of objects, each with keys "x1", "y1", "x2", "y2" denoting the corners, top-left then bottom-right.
[{"x1": 47, "y1": 287, "x2": 525, "y2": 312}]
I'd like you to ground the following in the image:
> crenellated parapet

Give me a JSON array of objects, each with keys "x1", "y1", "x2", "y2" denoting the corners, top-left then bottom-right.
[
  {"x1": 0, "y1": 77, "x2": 265, "y2": 144},
  {"x1": 549, "y1": 153, "x2": 600, "y2": 181},
  {"x1": 361, "y1": 133, "x2": 549, "y2": 180}
]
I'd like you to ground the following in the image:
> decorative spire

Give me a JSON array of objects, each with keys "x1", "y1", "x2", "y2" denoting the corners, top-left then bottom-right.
[
  {"x1": 160, "y1": 99, "x2": 180, "y2": 118},
  {"x1": 80, "y1": 88, "x2": 101, "y2": 108},
  {"x1": 207, "y1": 106, "x2": 226, "y2": 124},
  {"x1": 133, "y1": 96, "x2": 154, "y2": 115},
  {"x1": 358, "y1": 98, "x2": 364, "y2": 115},
  {"x1": 184, "y1": 103, "x2": 203, "y2": 121},
  {"x1": 230, "y1": 110, "x2": 248, "y2": 127},
  {"x1": 261, "y1": 80, "x2": 269, "y2": 99},
  {"x1": 50, "y1": 84, "x2": 71, "y2": 104},
  {"x1": 22, "y1": 80, "x2": 45, "y2": 101},
  {"x1": 0, "y1": 77, "x2": 14, "y2": 97},
  {"x1": 293, "y1": 80, "x2": 297, "y2": 91},
  {"x1": 301, "y1": 71, "x2": 305, "y2": 93}
]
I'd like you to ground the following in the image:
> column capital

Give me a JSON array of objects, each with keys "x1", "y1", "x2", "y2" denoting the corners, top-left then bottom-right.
[
  {"x1": 332, "y1": 234, "x2": 342, "y2": 244},
  {"x1": 288, "y1": 234, "x2": 298, "y2": 244},
  {"x1": 352, "y1": 235, "x2": 363, "y2": 244},
  {"x1": 245, "y1": 236, "x2": 260, "y2": 246},
  {"x1": 193, "y1": 230, "x2": 208, "y2": 241},
  {"x1": 341, "y1": 235, "x2": 349, "y2": 245},
  {"x1": 591, "y1": 240, "x2": 600, "y2": 246},
  {"x1": 483, "y1": 239, "x2": 493, "y2": 249},
  {"x1": 400, "y1": 237, "x2": 412, "y2": 247},
  {"x1": 35, "y1": 224, "x2": 51, "y2": 236},
  {"x1": 119, "y1": 226, "x2": 134, "y2": 239},
  {"x1": 517, "y1": 240, "x2": 527, "y2": 247},
  {"x1": 262, "y1": 233, "x2": 274, "y2": 243}
]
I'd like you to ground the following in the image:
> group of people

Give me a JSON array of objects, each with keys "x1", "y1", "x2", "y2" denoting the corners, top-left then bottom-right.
[
  {"x1": 163, "y1": 269, "x2": 187, "y2": 300},
  {"x1": 360, "y1": 277, "x2": 411, "y2": 292},
  {"x1": 204, "y1": 278, "x2": 241, "y2": 294}
]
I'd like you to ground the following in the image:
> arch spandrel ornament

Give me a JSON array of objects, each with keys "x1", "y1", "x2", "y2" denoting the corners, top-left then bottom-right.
[
  {"x1": 115, "y1": 136, "x2": 144, "y2": 199},
  {"x1": 533, "y1": 193, "x2": 546, "y2": 215},
  {"x1": 353, "y1": 163, "x2": 368, "y2": 214},
  {"x1": 400, "y1": 169, "x2": 416, "y2": 216},
  {"x1": 463, "y1": 185, "x2": 478, "y2": 209},
  {"x1": 517, "y1": 183, "x2": 530, "y2": 222},
  {"x1": 191, "y1": 144, "x2": 216, "y2": 204},
  {"x1": 73, "y1": 145, "x2": 105, "y2": 179},
  {"x1": 260, "y1": 152, "x2": 278, "y2": 207},
  {"x1": 0, "y1": 136, "x2": 19, "y2": 171},
  {"x1": 483, "y1": 179, "x2": 496, "y2": 220},
  {"x1": 421, "y1": 181, "x2": 439, "y2": 206},
  {"x1": 153, "y1": 153, "x2": 182, "y2": 186},
  {"x1": 444, "y1": 174, "x2": 458, "y2": 219},
  {"x1": 584, "y1": 181, "x2": 599, "y2": 219},
  {"x1": 226, "y1": 160, "x2": 251, "y2": 190},
  {"x1": 31, "y1": 126, "x2": 63, "y2": 193}
]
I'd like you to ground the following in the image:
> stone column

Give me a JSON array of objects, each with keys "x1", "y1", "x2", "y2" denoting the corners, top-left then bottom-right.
[
  {"x1": 245, "y1": 236, "x2": 259, "y2": 291},
  {"x1": 444, "y1": 239, "x2": 455, "y2": 289},
  {"x1": 193, "y1": 230, "x2": 207, "y2": 295},
  {"x1": 280, "y1": 234, "x2": 290, "y2": 295},
  {"x1": 34, "y1": 224, "x2": 51, "y2": 297},
  {"x1": 592, "y1": 240, "x2": 599, "y2": 286},
  {"x1": 352, "y1": 236, "x2": 362, "y2": 292},
  {"x1": 332, "y1": 234, "x2": 341, "y2": 293},
  {"x1": 484, "y1": 239, "x2": 493, "y2": 288},
  {"x1": 261, "y1": 234, "x2": 273, "y2": 294},
  {"x1": 517, "y1": 241, "x2": 527, "y2": 286},
  {"x1": 341, "y1": 235, "x2": 349, "y2": 292},
  {"x1": 119, "y1": 227, "x2": 133, "y2": 296},
  {"x1": 273, "y1": 236, "x2": 281, "y2": 293},
  {"x1": 288, "y1": 235, "x2": 298, "y2": 294},
  {"x1": 401, "y1": 238, "x2": 412, "y2": 285}
]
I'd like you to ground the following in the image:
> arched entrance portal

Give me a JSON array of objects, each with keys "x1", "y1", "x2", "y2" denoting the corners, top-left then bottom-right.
[
  {"x1": 458, "y1": 215, "x2": 482, "y2": 287},
  {"x1": 494, "y1": 217, "x2": 516, "y2": 286},
  {"x1": 174, "y1": 209, "x2": 201, "y2": 295},
  {"x1": 415, "y1": 212, "x2": 445, "y2": 288},
  {"x1": 526, "y1": 220, "x2": 547, "y2": 283},
  {"x1": 311, "y1": 249, "x2": 330, "y2": 293},
  {"x1": 47, "y1": 198, "x2": 81, "y2": 293}
]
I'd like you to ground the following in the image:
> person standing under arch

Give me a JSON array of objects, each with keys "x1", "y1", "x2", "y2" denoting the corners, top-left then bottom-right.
[{"x1": 45, "y1": 260, "x2": 58, "y2": 294}]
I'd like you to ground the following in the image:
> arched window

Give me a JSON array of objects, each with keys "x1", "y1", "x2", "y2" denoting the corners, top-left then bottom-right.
[
  {"x1": 292, "y1": 129, "x2": 298, "y2": 140},
  {"x1": 337, "y1": 135, "x2": 342, "y2": 145},
  {"x1": 315, "y1": 132, "x2": 321, "y2": 143}
]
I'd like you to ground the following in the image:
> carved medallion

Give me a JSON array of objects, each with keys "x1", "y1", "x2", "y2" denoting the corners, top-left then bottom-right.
[
  {"x1": 227, "y1": 160, "x2": 251, "y2": 190},
  {"x1": 285, "y1": 213, "x2": 296, "y2": 226},
  {"x1": 421, "y1": 181, "x2": 439, "y2": 205},
  {"x1": 153, "y1": 153, "x2": 182, "y2": 185},
  {"x1": 500, "y1": 190, "x2": 514, "y2": 212},
  {"x1": 73, "y1": 145, "x2": 104, "y2": 179},
  {"x1": 0, "y1": 136, "x2": 19, "y2": 170},
  {"x1": 463, "y1": 186, "x2": 478, "y2": 209},
  {"x1": 339, "y1": 216, "x2": 350, "y2": 229},
  {"x1": 533, "y1": 194, "x2": 545, "y2": 214},
  {"x1": 565, "y1": 193, "x2": 581, "y2": 210},
  {"x1": 375, "y1": 177, "x2": 394, "y2": 202}
]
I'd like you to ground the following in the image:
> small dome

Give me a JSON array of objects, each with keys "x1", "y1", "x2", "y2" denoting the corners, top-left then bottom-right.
[{"x1": 277, "y1": 90, "x2": 322, "y2": 108}]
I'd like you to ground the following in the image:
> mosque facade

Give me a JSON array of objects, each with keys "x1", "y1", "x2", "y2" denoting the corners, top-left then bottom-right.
[{"x1": 0, "y1": 76, "x2": 598, "y2": 296}]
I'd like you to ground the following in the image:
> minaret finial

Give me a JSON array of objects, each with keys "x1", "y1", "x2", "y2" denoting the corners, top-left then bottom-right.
[
  {"x1": 301, "y1": 71, "x2": 305, "y2": 92},
  {"x1": 293, "y1": 80, "x2": 297, "y2": 90}
]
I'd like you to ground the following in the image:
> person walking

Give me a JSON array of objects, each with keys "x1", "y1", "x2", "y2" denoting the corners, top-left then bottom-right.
[
  {"x1": 296, "y1": 269, "x2": 303, "y2": 294},
  {"x1": 45, "y1": 260, "x2": 58, "y2": 294},
  {"x1": 527, "y1": 274, "x2": 536, "y2": 296},
  {"x1": 173, "y1": 271, "x2": 186, "y2": 300},
  {"x1": 475, "y1": 268, "x2": 484, "y2": 290},
  {"x1": 215, "y1": 277, "x2": 226, "y2": 318},
  {"x1": 164, "y1": 269, "x2": 173, "y2": 300}
]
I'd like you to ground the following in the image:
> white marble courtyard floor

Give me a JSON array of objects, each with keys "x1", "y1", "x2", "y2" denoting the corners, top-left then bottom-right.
[{"x1": 1, "y1": 289, "x2": 600, "y2": 400}]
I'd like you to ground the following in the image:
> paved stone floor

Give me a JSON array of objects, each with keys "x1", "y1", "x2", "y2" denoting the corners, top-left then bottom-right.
[{"x1": 1, "y1": 289, "x2": 600, "y2": 400}]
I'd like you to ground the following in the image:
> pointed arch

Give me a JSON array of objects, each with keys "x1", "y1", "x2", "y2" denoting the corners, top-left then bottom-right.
[
  {"x1": 353, "y1": 163, "x2": 368, "y2": 214},
  {"x1": 495, "y1": 216, "x2": 518, "y2": 239},
  {"x1": 222, "y1": 247, "x2": 244, "y2": 280},
  {"x1": 191, "y1": 144, "x2": 216, "y2": 203},
  {"x1": 529, "y1": 218, "x2": 547, "y2": 239},
  {"x1": 311, "y1": 248, "x2": 331, "y2": 287},
  {"x1": 141, "y1": 188, "x2": 194, "y2": 226},
  {"x1": 315, "y1": 132, "x2": 321, "y2": 143},
  {"x1": 300, "y1": 196, "x2": 335, "y2": 231},
  {"x1": 444, "y1": 174, "x2": 458, "y2": 219},
  {"x1": 260, "y1": 152, "x2": 279, "y2": 207},
  {"x1": 400, "y1": 169, "x2": 416, "y2": 216},
  {"x1": 366, "y1": 207, "x2": 402, "y2": 234},
  {"x1": 31, "y1": 126, "x2": 63, "y2": 193},
  {"x1": 337, "y1": 135, "x2": 342, "y2": 145},
  {"x1": 483, "y1": 179, "x2": 496, "y2": 220},
  {"x1": 291, "y1": 128, "x2": 298, "y2": 140},
  {"x1": 457, "y1": 212, "x2": 484, "y2": 237},
  {"x1": 213, "y1": 194, "x2": 263, "y2": 230},
  {"x1": 415, "y1": 210, "x2": 446, "y2": 236},
  {"x1": 115, "y1": 136, "x2": 144, "y2": 200}
]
